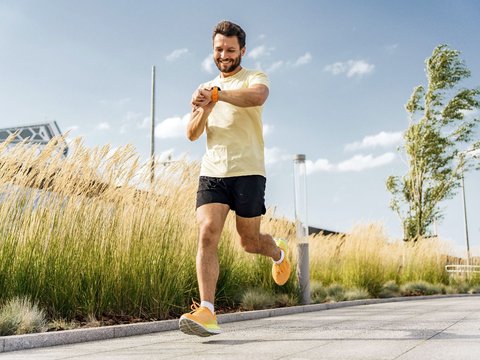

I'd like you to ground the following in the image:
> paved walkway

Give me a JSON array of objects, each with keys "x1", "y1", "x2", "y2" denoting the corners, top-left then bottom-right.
[{"x1": 1, "y1": 296, "x2": 479, "y2": 359}]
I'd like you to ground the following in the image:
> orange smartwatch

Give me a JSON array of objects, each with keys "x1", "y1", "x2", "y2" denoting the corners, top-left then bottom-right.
[{"x1": 211, "y1": 86, "x2": 221, "y2": 102}]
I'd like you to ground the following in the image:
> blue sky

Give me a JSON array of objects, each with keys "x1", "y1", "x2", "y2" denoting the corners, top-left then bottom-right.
[{"x1": 1, "y1": 0, "x2": 479, "y2": 255}]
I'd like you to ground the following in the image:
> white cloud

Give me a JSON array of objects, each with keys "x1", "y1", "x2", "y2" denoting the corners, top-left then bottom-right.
[
  {"x1": 337, "y1": 153, "x2": 395, "y2": 172},
  {"x1": 293, "y1": 52, "x2": 312, "y2": 67},
  {"x1": 306, "y1": 158, "x2": 334, "y2": 174},
  {"x1": 324, "y1": 62, "x2": 346, "y2": 75},
  {"x1": 155, "y1": 113, "x2": 190, "y2": 139},
  {"x1": 202, "y1": 54, "x2": 214, "y2": 74},
  {"x1": 345, "y1": 131, "x2": 402, "y2": 151},
  {"x1": 306, "y1": 152, "x2": 396, "y2": 174},
  {"x1": 264, "y1": 147, "x2": 291, "y2": 166},
  {"x1": 166, "y1": 48, "x2": 189, "y2": 62},
  {"x1": 324, "y1": 60, "x2": 375, "y2": 78},
  {"x1": 263, "y1": 123, "x2": 274, "y2": 137},
  {"x1": 248, "y1": 45, "x2": 269, "y2": 60},
  {"x1": 266, "y1": 61, "x2": 284, "y2": 73},
  {"x1": 95, "y1": 122, "x2": 110, "y2": 131},
  {"x1": 253, "y1": 51, "x2": 310, "y2": 74},
  {"x1": 348, "y1": 60, "x2": 375, "y2": 77}
]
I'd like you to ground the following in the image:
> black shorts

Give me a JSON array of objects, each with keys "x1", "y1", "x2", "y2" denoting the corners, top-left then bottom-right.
[{"x1": 196, "y1": 175, "x2": 267, "y2": 218}]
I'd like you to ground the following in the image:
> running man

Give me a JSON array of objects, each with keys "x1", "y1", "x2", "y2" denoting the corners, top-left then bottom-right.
[{"x1": 179, "y1": 20, "x2": 291, "y2": 337}]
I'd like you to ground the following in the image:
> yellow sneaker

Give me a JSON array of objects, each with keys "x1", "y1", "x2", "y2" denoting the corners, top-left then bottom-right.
[
  {"x1": 179, "y1": 302, "x2": 221, "y2": 337},
  {"x1": 272, "y1": 238, "x2": 291, "y2": 285}
]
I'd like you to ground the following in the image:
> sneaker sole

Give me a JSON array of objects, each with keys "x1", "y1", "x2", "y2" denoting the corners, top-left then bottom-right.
[{"x1": 179, "y1": 316, "x2": 221, "y2": 337}]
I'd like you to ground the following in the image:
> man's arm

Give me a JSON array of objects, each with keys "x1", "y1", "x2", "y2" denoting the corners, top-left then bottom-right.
[
  {"x1": 200, "y1": 84, "x2": 269, "y2": 108},
  {"x1": 186, "y1": 104, "x2": 214, "y2": 141},
  {"x1": 187, "y1": 88, "x2": 215, "y2": 141}
]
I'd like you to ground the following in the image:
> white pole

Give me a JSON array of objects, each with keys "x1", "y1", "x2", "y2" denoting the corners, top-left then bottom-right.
[
  {"x1": 293, "y1": 154, "x2": 310, "y2": 305},
  {"x1": 461, "y1": 175, "x2": 471, "y2": 267},
  {"x1": 150, "y1": 65, "x2": 156, "y2": 185}
]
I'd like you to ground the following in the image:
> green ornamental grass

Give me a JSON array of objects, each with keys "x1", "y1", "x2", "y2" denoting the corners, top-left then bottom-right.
[
  {"x1": 0, "y1": 297, "x2": 46, "y2": 336},
  {"x1": 0, "y1": 137, "x2": 478, "y2": 329}
]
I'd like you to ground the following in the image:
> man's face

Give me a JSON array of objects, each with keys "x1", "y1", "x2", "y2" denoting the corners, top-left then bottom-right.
[{"x1": 213, "y1": 34, "x2": 245, "y2": 74}]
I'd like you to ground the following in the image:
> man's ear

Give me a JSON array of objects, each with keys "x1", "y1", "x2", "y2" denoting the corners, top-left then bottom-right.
[{"x1": 241, "y1": 47, "x2": 246, "y2": 56}]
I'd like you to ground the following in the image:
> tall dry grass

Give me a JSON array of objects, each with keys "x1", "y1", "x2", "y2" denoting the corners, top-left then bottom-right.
[
  {"x1": 0, "y1": 136, "x2": 474, "y2": 323},
  {"x1": 309, "y1": 224, "x2": 453, "y2": 295},
  {"x1": 0, "y1": 137, "x2": 297, "y2": 321},
  {"x1": 0, "y1": 137, "x2": 201, "y2": 319}
]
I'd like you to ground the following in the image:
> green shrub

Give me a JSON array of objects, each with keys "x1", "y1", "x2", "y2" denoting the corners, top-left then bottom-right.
[
  {"x1": 400, "y1": 281, "x2": 443, "y2": 296},
  {"x1": 310, "y1": 281, "x2": 327, "y2": 304},
  {"x1": 326, "y1": 283, "x2": 346, "y2": 302},
  {"x1": 378, "y1": 280, "x2": 400, "y2": 298},
  {"x1": 0, "y1": 297, "x2": 46, "y2": 336},
  {"x1": 275, "y1": 293, "x2": 298, "y2": 307},
  {"x1": 240, "y1": 288, "x2": 275, "y2": 311},
  {"x1": 451, "y1": 280, "x2": 471, "y2": 294},
  {"x1": 468, "y1": 286, "x2": 480, "y2": 294},
  {"x1": 344, "y1": 288, "x2": 370, "y2": 301}
]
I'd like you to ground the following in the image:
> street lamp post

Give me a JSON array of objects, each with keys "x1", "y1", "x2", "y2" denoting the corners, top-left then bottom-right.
[
  {"x1": 293, "y1": 154, "x2": 310, "y2": 305},
  {"x1": 459, "y1": 148, "x2": 479, "y2": 268},
  {"x1": 461, "y1": 174, "x2": 471, "y2": 267},
  {"x1": 150, "y1": 65, "x2": 156, "y2": 185}
]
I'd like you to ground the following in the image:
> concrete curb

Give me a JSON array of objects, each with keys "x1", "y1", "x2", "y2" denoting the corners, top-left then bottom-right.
[{"x1": 1, "y1": 294, "x2": 478, "y2": 353}]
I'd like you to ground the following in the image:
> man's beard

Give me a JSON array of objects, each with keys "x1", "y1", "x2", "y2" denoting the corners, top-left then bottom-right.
[{"x1": 215, "y1": 55, "x2": 242, "y2": 73}]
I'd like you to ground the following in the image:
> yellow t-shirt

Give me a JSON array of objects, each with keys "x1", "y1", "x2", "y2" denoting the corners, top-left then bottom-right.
[{"x1": 199, "y1": 68, "x2": 269, "y2": 178}]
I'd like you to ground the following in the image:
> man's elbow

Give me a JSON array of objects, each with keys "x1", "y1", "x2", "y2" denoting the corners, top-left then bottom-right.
[
  {"x1": 187, "y1": 128, "x2": 200, "y2": 141},
  {"x1": 187, "y1": 131, "x2": 197, "y2": 142},
  {"x1": 256, "y1": 87, "x2": 269, "y2": 106}
]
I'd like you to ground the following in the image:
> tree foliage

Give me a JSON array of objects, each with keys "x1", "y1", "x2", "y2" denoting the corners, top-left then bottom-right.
[{"x1": 387, "y1": 45, "x2": 480, "y2": 241}]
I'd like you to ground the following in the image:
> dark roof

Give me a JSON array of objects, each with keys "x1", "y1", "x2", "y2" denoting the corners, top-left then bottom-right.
[{"x1": 308, "y1": 226, "x2": 343, "y2": 236}]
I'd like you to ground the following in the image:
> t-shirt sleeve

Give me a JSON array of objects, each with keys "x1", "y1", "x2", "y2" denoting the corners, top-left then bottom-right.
[
  {"x1": 199, "y1": 81, "x2": 212, "y2": 90},
  {"x1": 249, "y1": 71, "x2": 270, "y2": 89}
]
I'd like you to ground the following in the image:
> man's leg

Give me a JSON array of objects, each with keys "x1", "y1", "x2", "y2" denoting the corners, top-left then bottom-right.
[
  {"x1": 179, "y1": 202, "x2": 229, "y2": 337},
  {"x1": 235, "y1": 215, "x2": 281, "y2": 260},
  {"x1": 196, "y1": 203, "x2": 230, "y2": 304},
  {"x1": 236, "y1": 215, "x2": 291, "y2": 286}
]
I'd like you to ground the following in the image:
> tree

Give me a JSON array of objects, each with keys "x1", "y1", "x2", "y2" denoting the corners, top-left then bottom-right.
[{"x1": 387, "y1": 45, "x2": 480, "y2": 241}]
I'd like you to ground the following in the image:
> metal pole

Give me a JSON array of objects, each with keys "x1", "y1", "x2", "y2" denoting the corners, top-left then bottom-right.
[
  {"x1": 461, "y1": 175, "x2": 471, "y2": 267},
  {"x1": 150, "y1": 65, "x2": 156, "y2": 185},
  {"x1": 293, "y1": 154, "x2": 310, "y2": 305}
]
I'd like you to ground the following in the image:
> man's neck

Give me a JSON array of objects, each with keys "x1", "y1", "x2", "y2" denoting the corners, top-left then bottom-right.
[{"x1": 220, "y1": 66, "x2": 242, "y2": 78}]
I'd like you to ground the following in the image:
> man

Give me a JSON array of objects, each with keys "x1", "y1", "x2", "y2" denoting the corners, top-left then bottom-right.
[{"x1": 179, "y1": 20, "x2": 291, "y2": 337}]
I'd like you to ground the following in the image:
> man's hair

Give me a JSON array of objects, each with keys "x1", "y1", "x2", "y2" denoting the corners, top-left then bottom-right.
[{"x1": 212, "y1": 20, "x2": 246, "y2": 49}]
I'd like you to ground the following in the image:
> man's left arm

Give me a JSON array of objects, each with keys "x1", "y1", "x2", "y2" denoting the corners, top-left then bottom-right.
[{"x1": 200, "y1": 84, "x2": 269, "y2": 108}]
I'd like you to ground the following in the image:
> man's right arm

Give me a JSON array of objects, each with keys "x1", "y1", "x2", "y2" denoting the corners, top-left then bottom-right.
[{"x1": 186, "y1": 103, "x2": 214, "y2": 141}]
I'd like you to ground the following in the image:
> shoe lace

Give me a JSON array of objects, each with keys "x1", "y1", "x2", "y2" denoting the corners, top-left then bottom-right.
[{"x1": 189, "y1": 300, "x2": 200, "y2": 313}]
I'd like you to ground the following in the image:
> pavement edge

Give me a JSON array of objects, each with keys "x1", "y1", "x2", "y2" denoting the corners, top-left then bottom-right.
[{"x1": 1, "y1": 294, "x2": 478, "y2": 353}]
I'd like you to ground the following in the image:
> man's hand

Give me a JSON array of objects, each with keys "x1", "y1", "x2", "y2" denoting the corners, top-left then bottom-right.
[{"x1": 191, "y1": 88, "x2": 213, "y2": 109}]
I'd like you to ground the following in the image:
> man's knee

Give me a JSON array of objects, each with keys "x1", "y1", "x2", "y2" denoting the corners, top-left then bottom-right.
[{"x1": 198, "y1": 220, "x2": 221, "y2": 247}]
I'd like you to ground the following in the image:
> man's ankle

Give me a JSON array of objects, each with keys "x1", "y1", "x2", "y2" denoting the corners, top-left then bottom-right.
[{"x1": 200, "y1": 301, "x2": 215, "y2": 314}]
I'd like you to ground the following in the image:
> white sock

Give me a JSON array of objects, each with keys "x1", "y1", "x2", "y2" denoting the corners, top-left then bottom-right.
[
  {"x1": 200, "y1": 301, "x2": 214, "y2": 314},
  {"x1": 274, "y1": 249, "x2": 285, "y2": 264}
]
